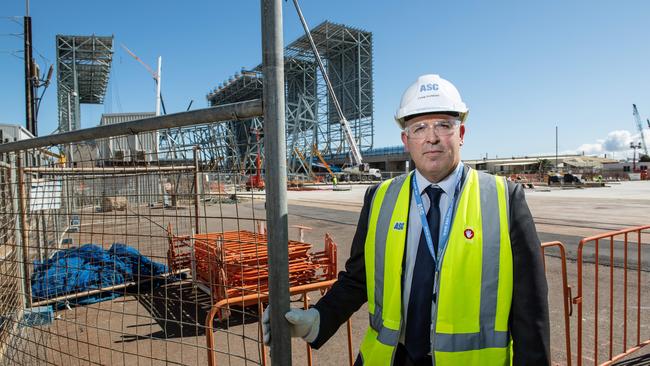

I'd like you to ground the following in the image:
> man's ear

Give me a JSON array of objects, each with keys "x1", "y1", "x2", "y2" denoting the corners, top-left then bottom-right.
[
  {"x1": 459, "y1": 124, "x2": 466, "y2": 145},
  {"x1": 401, "y1": 131, "x2": 409, "y2": 152}
]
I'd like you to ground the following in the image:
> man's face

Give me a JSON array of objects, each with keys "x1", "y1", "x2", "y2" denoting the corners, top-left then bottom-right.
[{"x1": 401, "y1": 113, "x2": 465, "y2": 182}]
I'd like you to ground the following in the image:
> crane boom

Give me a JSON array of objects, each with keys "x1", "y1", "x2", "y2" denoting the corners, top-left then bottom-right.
[
  {"x1": 632, "y1": 104, "x2": 649, "y2": 156},
  {"x1": 291, "y1": 0, "x2": 364, "y2": 168},
  {"x1": 121, "y1": 44, "x2": 157, "y2": 80},
  {"x1": 312, "y1": 145, "x2": 336, "y2": 179}
]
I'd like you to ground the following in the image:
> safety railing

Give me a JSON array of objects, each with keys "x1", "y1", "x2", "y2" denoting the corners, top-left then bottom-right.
[
  {"x1": 205, "y1": 279, "x2": 354, "y2": 366},
  {"x1": 541, "y1": 241, "x2": 573, "y2": 366},
  {"x1": 573, "y1": 225, "x2": 650, "y2": 366}
]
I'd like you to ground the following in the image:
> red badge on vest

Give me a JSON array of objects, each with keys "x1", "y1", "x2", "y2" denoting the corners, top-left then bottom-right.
[{"x1": 464, "y1": 228, "x2": 475, "y2": 239}]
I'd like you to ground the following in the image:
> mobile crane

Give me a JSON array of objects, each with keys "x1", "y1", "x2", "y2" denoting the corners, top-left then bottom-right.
[
  {"x1": 292, "y1": 0, "x2": 381, "y2": 182},
  {"x1": 632, "y1": 104, "x2": 649, "y2": 158}
]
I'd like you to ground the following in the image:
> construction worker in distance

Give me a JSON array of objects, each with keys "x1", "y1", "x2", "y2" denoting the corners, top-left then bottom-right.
[
  {"x1": 332, "y1": 175, "x2": 338, "y2": 189},
  {"x1": 263, "y1": 74, "x2": 551, "y2": 365}
]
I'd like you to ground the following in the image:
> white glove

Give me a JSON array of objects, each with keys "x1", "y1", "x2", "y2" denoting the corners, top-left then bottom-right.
[{"x1": 262, "y1": 306, "x2": 320, "y2": 345}]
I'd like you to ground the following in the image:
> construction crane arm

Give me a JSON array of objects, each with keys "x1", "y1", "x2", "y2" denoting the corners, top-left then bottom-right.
[
  {"x1": 121, "y1": 44, "x2": 157, "y2": 81},
  {"x1": 632, "y1": 104, "x2": 649, "y2": 156}
]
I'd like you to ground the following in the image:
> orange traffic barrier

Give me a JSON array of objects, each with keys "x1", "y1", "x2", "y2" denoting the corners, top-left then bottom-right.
[
  {"x1": 205, "y1": 279, "x2": 354, "y2": 366},
  {"x1": 541, "y1": 241, "x2": 573, "y2": 366},
  {"x1": 573, "y1": 225, "x2": 650, "y2": 366}
]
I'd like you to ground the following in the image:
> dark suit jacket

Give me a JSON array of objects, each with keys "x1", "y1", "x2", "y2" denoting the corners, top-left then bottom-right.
[{"x1": 311, "y1": 168, "x2": 551, "y2": 365}]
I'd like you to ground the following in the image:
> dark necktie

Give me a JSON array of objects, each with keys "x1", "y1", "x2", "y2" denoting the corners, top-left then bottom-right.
[{"x1": 405, "y1": 185, "x2": 443, "y2": 361}]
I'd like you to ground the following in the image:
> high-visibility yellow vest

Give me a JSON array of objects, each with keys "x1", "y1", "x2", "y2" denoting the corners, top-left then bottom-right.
[{"x1": 358, "y1": 168, "x2": 513, "y2": 365}]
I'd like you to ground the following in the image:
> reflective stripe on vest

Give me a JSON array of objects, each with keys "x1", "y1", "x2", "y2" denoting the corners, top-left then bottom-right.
[
  {"x1": 365, "y1": 173, "x2": 411, "y2": 347},
  {"x1": 360, "y1": 168, "x2": 513, "y2": 365}
]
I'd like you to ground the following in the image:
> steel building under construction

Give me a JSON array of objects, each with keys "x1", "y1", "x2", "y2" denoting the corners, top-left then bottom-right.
[{"x1": 205, "y1": 21, "x2": 374, "y2": 177}]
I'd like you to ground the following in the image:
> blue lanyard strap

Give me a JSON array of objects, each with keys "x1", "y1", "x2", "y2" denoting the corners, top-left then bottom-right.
[{"x1": 411, "y1": 163, "x2": 464, "y2": 270}]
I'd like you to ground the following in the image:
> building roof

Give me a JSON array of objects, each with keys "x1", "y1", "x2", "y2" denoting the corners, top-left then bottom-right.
[
  {"x1": 465, "y1": 154, "x2": 617, "y2": 166},
  {"x1": 100, "y1": 112, "x2": 156, "y2": 125},
  {"x1": 494, "y1": 161, "x2": 539, "y2": 167}
]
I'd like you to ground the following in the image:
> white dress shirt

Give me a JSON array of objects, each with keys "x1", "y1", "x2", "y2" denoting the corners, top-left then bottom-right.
[{"x1": 399, "y1": 162, "x2": 463, "y2": 344}]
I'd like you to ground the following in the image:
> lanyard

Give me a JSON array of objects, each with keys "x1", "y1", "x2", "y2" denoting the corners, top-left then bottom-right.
[{"x1": 411, "y1": 162, "x2": 464, "y2": 270}]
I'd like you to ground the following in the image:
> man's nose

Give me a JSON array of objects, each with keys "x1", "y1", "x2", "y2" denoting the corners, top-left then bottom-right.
[{"x1": 423, "y1": 127, "x2": 440, "y2": 143}]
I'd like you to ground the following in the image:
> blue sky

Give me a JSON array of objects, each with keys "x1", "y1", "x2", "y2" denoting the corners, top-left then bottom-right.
[{"x1": 1, "y1": 0, "x2": 649, "y2": 160}]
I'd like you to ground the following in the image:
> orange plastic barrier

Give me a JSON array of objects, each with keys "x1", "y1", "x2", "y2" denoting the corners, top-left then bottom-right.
[
  {"x1": 541, "y1": 241, "x2": 573, "y2": 366},
  {"x1": 573, "y1": 225, "x2": 650, "y2": 366},
  {"x1": 205, "y1": 279, "x2": 354, "y2": 366}
]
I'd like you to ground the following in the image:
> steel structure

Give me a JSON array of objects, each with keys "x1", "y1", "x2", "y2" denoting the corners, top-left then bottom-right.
[
  {"x1": 205, "y1": 21, "x2": 373, "y2": 176},
  {"x1": 56, "y1": 35, "x2": 113, "y2": 132}
]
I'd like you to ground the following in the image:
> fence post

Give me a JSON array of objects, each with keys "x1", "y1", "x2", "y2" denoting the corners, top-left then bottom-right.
[
  {"x1": 261, "y1": 0, "x2": 292, "y2": 364},
  {"x1": 193, "y1": 146, "x2": 201, "y2": 235},
  {"x1": 16, "y1": 153, "x2": 32, "y2": 308}
]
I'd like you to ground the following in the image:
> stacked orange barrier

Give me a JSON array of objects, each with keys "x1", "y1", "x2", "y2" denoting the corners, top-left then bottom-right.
[
  {"x1": 167, "y1": 228, "x2": 338, "y2": 307},
  {"x1": 167, "y1": 224, "x2": 193, "y2": 272}
]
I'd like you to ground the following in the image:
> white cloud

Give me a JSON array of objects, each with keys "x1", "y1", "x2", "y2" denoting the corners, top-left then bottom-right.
[
  {"x1": 602, "y1": 130, "x2": 633, "y2": 151},
  {"x1": 575, "y1": 143, "x2": 603, "y2": 155},
  {"x1": 574, "y1": 129, "x2": 649, "y2": 157}
]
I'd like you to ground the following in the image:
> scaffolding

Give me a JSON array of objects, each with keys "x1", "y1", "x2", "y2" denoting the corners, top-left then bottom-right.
[
  {"x1": 206, "y1": 21, "x2": 374, "y2": 177},
  {"x1": 56, "y1": 35, "x2": 114, "y2": 133}
]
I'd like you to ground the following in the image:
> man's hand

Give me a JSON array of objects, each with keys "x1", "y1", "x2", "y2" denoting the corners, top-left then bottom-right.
[{"x1": 262, "y1": 307, "x2": 320, "y2": 345}]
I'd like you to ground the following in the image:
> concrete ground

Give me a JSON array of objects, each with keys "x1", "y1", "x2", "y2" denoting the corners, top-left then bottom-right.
[{"x1": 5, "y1": 181, "x2": 649, "y2": 365}]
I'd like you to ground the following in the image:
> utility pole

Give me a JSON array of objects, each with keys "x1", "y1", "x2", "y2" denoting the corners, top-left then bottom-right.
[
  {"x1": 155, "y1": 56, "x2": 162, "y2": 116},
  {"x1": 630, "y1": 142, "x2": 641, "y2": 171},
  {"x1": 555, "y1": 125, "x2": 558, "y2": 172},
  {"x1": 24, "y1": 0, "x2": 36, "y2": 136}
]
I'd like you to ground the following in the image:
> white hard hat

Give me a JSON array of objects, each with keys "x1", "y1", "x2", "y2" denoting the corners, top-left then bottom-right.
[{"x1": 394, "y1": 74, "x2": 469, "y2": 129}]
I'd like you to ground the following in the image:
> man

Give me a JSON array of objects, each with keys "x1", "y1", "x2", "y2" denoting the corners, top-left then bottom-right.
[{"x1": 263, "y1": 74, "x2": 550, "y2": 365}]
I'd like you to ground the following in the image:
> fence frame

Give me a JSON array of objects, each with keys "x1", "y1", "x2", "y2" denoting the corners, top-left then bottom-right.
[
  {"x1": 573, "y1": 225, "x2": 650, "y2": 366},
  {"x1": 0, "y1": 100, "x2": 265, "y2": 365},
  {"x1": 541, "y1": 241, "x2": 573, "y2": 366},
  {"x1": 205, "y1": 279, "x2": 354, "y2": 366}
]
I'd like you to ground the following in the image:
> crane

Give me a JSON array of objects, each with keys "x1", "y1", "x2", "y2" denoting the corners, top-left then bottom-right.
[
  {"x1": 632, "y1": 104, "x2": 649, "y2": 157},
  {"x1": 291, "y1": 0, "x2": 368, "y2": 173},
  {"x1": 121, "y1": 44, "x2": 165, "y2": 115}
]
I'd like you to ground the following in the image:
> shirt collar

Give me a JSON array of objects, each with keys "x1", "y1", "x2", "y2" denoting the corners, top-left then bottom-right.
[{"x1": 414, "y1": 161, "x2": 463, "y2": 197}]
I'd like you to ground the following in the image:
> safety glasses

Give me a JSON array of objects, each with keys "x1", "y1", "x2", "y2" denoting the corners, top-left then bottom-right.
[{"x1": 404, "y1": 119, "x2": 460, "y2": 138}]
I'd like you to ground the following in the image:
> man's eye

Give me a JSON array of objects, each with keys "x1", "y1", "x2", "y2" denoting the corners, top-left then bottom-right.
[
  {"x1": 438, "y1": 122, "x2": 452, "y2": 130},
  {"x1": 413, "y1": 125, "x2": 426, "y2": 133}
]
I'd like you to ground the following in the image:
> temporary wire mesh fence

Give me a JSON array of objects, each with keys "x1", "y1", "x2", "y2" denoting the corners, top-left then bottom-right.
[
  {"x1": 0, "y1": 121, "x2": 647, "y2": 366},
  {"x1": 0, "y1": 123, "x2": 340, "y2": 366}
]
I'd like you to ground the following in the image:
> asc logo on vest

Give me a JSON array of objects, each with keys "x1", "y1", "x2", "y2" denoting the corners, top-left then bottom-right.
[
  {"x1": 419, "y1": 83, "x2": 439, "y2": 92},
  {"x1": 393, "y1": 222, "x2": 405, "y2": 231}
]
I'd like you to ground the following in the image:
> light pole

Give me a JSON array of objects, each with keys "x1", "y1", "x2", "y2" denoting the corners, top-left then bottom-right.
[{"x1": 630, "y1": 142, "x2": 642, "y2": 171}]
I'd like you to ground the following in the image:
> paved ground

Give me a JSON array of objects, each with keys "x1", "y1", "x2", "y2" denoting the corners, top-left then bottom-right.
[{"x1": 4, "y1": 181, "x2": 649, "y2": 365}]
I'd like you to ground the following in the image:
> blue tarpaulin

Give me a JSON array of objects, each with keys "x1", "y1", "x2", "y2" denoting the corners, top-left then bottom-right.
[{"x1": 31, "y1": 243, "x2": 170, "y2": 308}]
